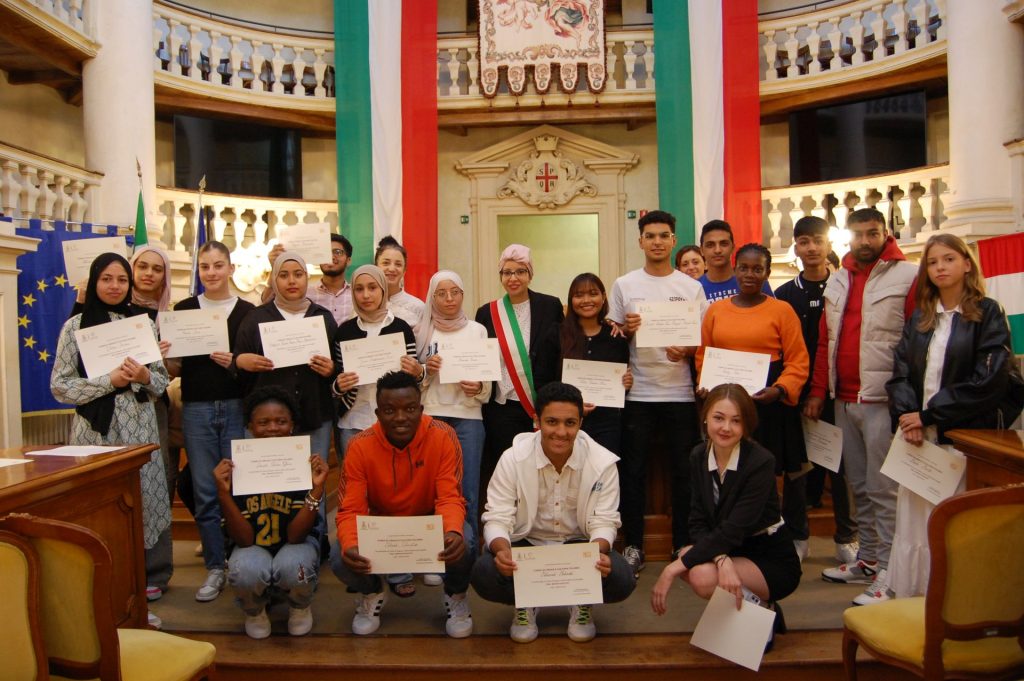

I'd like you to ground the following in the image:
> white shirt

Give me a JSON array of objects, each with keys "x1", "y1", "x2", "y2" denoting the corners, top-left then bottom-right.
[
  {"x1": 273, "y1": 303, "x2": 307, "y2": 321},
  {"x1": 922, "y1": 303, "x2": 959, "y2": 442},
  {"x1": 607, "y1": 268, "x2": 708, "y2": 401},
  {"x1": 495, "y1": 299, "x2": 531, "y2": 404},
  {"x1": 707, "y1": 443, "x2": 741, "y2": 506},
  {"x1": 307, "y1": 279, "x2": 353, "y2": 326},
  {"x1": 388, "y1": 290, "x2": 425, "y2": 329},
  {"x1": 197, "y1": 294, "x2": 238, "y2": 315},
  {"x1": 528, "y1": 446, "x2": 584, "y2": 545}
]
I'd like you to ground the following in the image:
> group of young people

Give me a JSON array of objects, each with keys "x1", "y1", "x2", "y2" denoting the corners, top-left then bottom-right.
[{"x1": 48, "y1": 206, "x2": 1020, "y2": 644}]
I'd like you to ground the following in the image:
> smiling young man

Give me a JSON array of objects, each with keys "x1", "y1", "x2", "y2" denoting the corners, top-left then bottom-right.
[
  {"x1": 471, "y1": 382, "x2": 634, "y2": 643},
  {"x1": 607, "y1": 210, "x2": 708, "y2": 576},
  {"x1": 331, "y1": 371, "x2": 475, "y2": 637},
  {"x1": 698, "y1": 220, "x2": 774, "y2": 303}
]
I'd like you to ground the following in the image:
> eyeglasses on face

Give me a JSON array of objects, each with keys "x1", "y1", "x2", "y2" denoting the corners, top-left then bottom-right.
[{"x1": 499, "y1": 269, "x2": 530, "y2": 279}]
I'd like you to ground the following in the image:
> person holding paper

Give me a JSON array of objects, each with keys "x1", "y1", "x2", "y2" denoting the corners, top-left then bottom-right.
[
  {"x1": 417, "y1": 270, "x2": 492, "y2": 552},
  {"x1": 675, "y1": 245, "x2": 706, "y2": 280},
  {"x1": 173, "y1": 240, "x2": 256, "y2": 603},
  {"x1": 885, "y1": 234, "x2": 1022, "y2": 598},
  {"x1": 697, "y1": 220, "x2": 774, "y2": 303},
  {"x1": 375, "y1": 236, "x2": 425, "y2": 328},
  {"x1": 695, "y1": 243, "x2": 811, "y2": 562},
  {"x1": 50, "y1": 252, "x2": 172, "y2": 628},
  {"x1": 235, "y1": 251, "x2": 339, "y2": 469},
  {"x1": 607, "y1": 210, "x2": 707, "y2": 577},
  {"x1": 471, "y1": 382, "x2": 634, "y2": 643},
  {"x1": 651, "y1": 384, "x2": 800, "y2": 650},
  {"x1": 534, "y1": 272, "x2": 631, "y2": 454},
  {"x1": 331, "y1": 371, "x2": 475, "y2": 638},
  {"x1": 264, "y1": 233, "x2": 353, "y2": 325},
  {"x1": 214, "y1": 386, "x2": 327, "y2": 639}
]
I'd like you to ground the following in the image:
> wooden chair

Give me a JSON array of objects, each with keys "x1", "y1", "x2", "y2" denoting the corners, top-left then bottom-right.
[
  {"x1": 843, "y1": 484, "x2": 1024, "y2": 681},
  {"x1": 0, "y1": 513, "x2": 215, "y2": 681},
  {"x1": 0, "y1": 529, "x2": 48, "y2": 680}
]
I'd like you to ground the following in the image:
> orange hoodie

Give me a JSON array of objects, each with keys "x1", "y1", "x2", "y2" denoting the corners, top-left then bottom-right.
[{"x1": 336, "y1": 415, "x2": 465, "y2": 551}]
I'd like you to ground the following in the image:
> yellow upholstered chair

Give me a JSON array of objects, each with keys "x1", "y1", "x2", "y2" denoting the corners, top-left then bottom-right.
[
  {"x1": 843, "y1": 484, "x2": 1024, "y2": 681},
  {"x1": 0, "y1": 529, "x2": 48, "y2": 680},
  {"x1": 0, "y1": 513, "x2": 216, "y2": 681}
]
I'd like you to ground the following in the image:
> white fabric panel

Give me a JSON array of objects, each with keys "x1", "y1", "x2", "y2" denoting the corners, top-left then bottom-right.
[
  {"x1": 688, "y1": 0, "x2": 724, "y2": 231},
  {"x1": 368, "y1": 0, "x2": 404, "y2": 244}
]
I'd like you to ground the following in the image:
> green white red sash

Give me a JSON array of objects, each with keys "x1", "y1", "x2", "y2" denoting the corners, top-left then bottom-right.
[{"x1": 491, "y1": 295, "x2": 536, "y2": 419}]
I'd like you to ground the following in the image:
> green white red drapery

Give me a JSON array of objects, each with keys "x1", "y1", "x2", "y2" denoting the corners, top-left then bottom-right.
[
  {"x1": 334, "y1": 0, "x2": 437, "y2": 296},
  {"x1": 653, "y1": 0, "x2": 761, "y2": 247},
  {"x1": 976, "y1": 232, "x2": 1024, "y2": 354}
]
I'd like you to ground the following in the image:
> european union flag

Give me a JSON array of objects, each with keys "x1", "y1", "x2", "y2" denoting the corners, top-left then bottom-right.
[{"x1": 12, "y1": 219, "x2": 121, "y2": 413}]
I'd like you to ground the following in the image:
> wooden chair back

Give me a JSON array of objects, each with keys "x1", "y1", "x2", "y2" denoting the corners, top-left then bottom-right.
[{"x1": 0, "y1": 529, "x2": 48, "y2": 681}]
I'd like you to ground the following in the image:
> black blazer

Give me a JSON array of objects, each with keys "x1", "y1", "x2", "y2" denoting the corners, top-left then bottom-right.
[
  {"x1": 887, "y1": 297, "x2": 1022, "y2": 443},
  {"x1": 683, "y1": 439, "x2": 782, "y2": 569},
  {"x1": 474, "y1": 289, "x2": 564, "y2": 402}
]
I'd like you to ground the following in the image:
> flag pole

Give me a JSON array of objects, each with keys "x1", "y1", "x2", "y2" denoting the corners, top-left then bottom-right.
[{"x1": 189, "y1": 175, "x2": 207, "y2": 297}]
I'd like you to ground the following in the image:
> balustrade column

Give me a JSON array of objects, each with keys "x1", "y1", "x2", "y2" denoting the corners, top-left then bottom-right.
[
  {"x1": 83, "y1": 0, "x2": 159, "y2": 238},
  {"x1": 942, "y1": 0, "x2": 1024, "y2": 237}
]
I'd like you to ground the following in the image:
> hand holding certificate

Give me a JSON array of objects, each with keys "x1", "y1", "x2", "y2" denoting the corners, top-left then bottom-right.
[
  {"x1": 62, "y1": 236, "x2": 128, "y2": 285},
  {"x1": 512, "y1": 542, "x2": 604, "y2": 608},
  {"x1": 277, "y1": 222, "x2": 332, "y2": 266},
  {"x1": 437, "y1": 338, "x2": 500, "y2": 384},
  {"x1": 158, "y1": 309, "x2": 230, "y2": 358},
  {"x1": 801, "y1": 416, "x2": 843, "y2": 473},
  {"x1": 562, "y1": 359, "x2": 627, "y2": 408},
  {"x1": 74, "y1": 315, "x2": 162, "y2": 378},
  {"x1": 231, "y1": 435, "x2": 312, "y2": 496},
  {"x1": 340, "y1": 334, "x2": 407, "y2": 386},
  {"x1": 357, "y1": 515, "x2": 445, "y2": 574},
  {"x1": 635, "y1": 301, "x2": 701, "y2": 348},
  {"x1": 880, "y1": 433, "x2": 965, "y2": 505},
  {"x1": 258, "y1": 316, "x2": 331, "y2": 369},
  {"x1": 698, "y1": 347, "x2": 771, "y2": 396}
]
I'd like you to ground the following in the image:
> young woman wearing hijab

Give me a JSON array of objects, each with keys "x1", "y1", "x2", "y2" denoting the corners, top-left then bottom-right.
[
  {"x1": 234, "y1": 252, "x2": 339, "y2": 467},
  {"x1": 375, "y1": 236, "x2": 425, "y2": 328},
  {"x1": 418, "y1": 270, "x2": 492, "y2": 553},
  {"x1": 475, "y1": 244, "x2": 564, "y2": 483},
  {"x1": 51, "y1": 252, "x2": 172, "y2": 628}
]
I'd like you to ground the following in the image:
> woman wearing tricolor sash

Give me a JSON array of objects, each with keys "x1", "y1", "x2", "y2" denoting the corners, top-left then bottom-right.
[{"x1": 474, "y1": 244, "x2": 564, "y2": 486}]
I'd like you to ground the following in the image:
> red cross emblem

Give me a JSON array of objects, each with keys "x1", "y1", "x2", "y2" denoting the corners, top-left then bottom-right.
[{"x1": 536, "y1": 163, "x2": 558, "y2": 193}]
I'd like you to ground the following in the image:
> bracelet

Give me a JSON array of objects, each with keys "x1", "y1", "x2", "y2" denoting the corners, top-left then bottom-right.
[
  {"x1": 304, "y1": 491, "x2": 322, "y2": 512},
  {"x1": 714, "y1": 554, "x2": 729, "y2": 567}
]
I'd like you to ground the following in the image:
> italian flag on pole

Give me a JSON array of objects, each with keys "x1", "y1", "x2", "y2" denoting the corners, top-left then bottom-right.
[
  {"x1": 653, "y1": 0, "x2": 762, "y2": 247},
  {"x1": 334, "y1": 0, "x2": 437, "y2": 296},
  {"x1": 976, "y1": 232, "x2": 1024, "y2": 354}
]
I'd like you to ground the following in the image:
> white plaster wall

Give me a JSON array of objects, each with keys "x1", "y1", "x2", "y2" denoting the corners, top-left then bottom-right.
[
  {"x1": 0, "y1": 71, "x2": 85, "y2": 167},
  {"x1": 761, "y1": 120, "x2": 790, "y2": 188}
]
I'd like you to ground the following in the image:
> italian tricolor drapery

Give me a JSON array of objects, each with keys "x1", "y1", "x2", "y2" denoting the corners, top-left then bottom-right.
[
  {"x1": 334, "y1": 0, "x2": 437, "y2": 297},
  {"x1": 653, "y1": 0, "x2": 761, "y2": 247},
  {"x1": 976, "y1": 232, "x2": 1024, "y2": 354}
]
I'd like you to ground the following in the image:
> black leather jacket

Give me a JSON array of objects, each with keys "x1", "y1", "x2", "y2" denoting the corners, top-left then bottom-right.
[{"x1": 887, "y1": 297, "x2": 1020, "y2": 443}]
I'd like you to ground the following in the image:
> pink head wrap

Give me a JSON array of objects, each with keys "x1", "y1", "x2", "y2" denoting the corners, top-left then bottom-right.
[{"x1": 498, "y1": 243, "x2": 533, "y2": 278}]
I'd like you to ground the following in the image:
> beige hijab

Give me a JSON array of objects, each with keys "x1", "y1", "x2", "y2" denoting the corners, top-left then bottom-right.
[
  {"x1": 350, "y1": 264, "x2": 389, "y2": 324},
  {"x1": 270, "y1": 251, "x2": 311, "y2": 314}
]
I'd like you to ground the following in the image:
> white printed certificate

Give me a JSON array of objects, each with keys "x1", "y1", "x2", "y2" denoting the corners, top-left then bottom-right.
[
  {"x1": 801, "y1": 417, "x2": 843, "y2": 473},
  {"x1": 74, "y1": 315, "x2": 162, "y2": 378},
  {"x1": 880, "y1": 434, "x2": 965, "y2": 506},
  {"x1": 258, "y1": 316, "x2": 331, "y2": 369},
  {"x1": 698, "y1": 347, "x2": 771, "y2": 396},
  {"x1": 62, "y1": 236, "x2": 128, "y2": 284},
  {"x1": 562, "y1": 359, "x2": 627, "y2": 408},
  {"x1": 278, "y1": 222, "x2": 333, "y2": 266},
  {"x1": 512, "y1": 542, "x2": 604, "y2": 609},
  {"x1": 340, "y1": 334, "x2": 407, "y2": 386},
  {"x1": 437, "y1": 338, "x2": 500, "y2": 384},
  {"x1": 158, "y1": 309, "x2": 230, "y2": 358},
  {"x1": 635, "y1": 301, "x2": 701, "y2": 348},
  {"x1": 690, "y1": 587, "x2": 777, "y2": 672},
  {"x1": 357, "y1": 515, "x2": 445, "y2": 574},
  {"x1": 231, "y1": 435, "x2": 312, "y2": 496}
]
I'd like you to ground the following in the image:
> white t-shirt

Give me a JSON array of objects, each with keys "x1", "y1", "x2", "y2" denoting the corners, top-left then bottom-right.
[
  {"x1": 607, "y1": 268, "x2": 708, "y2": 402},
  {"x1": 197, "y1": 294, "x2": 238, "y2": 314}
]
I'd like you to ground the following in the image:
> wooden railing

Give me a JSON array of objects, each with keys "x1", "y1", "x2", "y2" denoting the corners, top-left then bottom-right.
[{"x1": 0, "y1": 142, "x2": 102, "y2": 223}]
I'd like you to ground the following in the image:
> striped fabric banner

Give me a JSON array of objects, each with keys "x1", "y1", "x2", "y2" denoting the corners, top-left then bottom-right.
[
  {"x1": 654, "y1": 0, "x2": 761, "y2": 248},
  {"x1": 334, "y1": 0, "x2": 437, "y2": 296},
  {"x1": 976, "y1": 232, "x2": 1024, "y2": 354}
]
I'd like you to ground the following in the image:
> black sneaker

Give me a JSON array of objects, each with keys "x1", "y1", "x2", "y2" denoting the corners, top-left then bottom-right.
[{"x1": 623, "y1": 545, "x2": 645, "y2": 578}]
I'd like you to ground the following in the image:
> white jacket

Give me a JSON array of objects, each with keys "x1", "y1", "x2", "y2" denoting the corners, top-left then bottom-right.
[{"x1": 481, "y1": 430, "x2": 621, "y2": 549}]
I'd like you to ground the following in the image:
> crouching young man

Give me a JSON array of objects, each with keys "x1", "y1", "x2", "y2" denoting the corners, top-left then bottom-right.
[{"x1": 471, "y1": 382, "x2": 636, "y2": 643}]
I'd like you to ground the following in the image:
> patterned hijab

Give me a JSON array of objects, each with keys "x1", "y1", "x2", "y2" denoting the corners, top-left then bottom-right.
[
  {"x1": 416, "y1": 270, "x2": 468, "y2": 359},
  {"x1": 129, "y1": 245, "x2": 171, "y2": 311},
  {"x1": 270, "y1": 251, "x2": 311, "y2": 314},
  {"x1": 350, "y1": 264, "x2": 390, "y2": 324}
]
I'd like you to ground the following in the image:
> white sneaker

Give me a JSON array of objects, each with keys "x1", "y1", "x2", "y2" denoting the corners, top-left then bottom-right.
[
  {"x1": 822, "y1": 559, "x2": 878, "y2": 584},
  {"x1": 852, "y1": 568, "x2": 893, "y2": 606},
  {"x1": 244, "y1": 608, "x2": 271, "y2": 639},
  {"x1": 510, "y1": 607, "x2": 538, "y2": 643},
  {"x1": 835, "y1": 541, "x2": 859, "y2": 565},
  {"x1": 567, "y1": 605, "x2": 596, "y2": 642},
  {"x1": 793, "y1": 539, "x2": 809, "y2": 563},
  {"x1": 288, "y1": 606, "x2": 313, "y2": 636},
  {"x1": 147, "y1": 611, "x2": 162, "y2": 630},
  {"x1": 195, "y1": 568, "x2": 226, "y2": 602},
  {"x1": 443, "y1": 593, "x2": 473, "y2": 638},
  {"x1": 145, "y1": 585, "x2": 163, "y2": 601},
  {"x1": 352, "y1": 591, "x2": 386, "y2": 635},
  {"x1": 423, "y1": 573, "x2": 443, "y2": 586}
]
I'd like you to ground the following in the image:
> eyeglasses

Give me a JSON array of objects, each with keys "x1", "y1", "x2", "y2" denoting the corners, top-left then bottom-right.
[
  {"x1": 434, "y1": 289, "x2": 464, "y2": 300},
  {"x1": 331, "y1": 249, "x2": 346, "y2": 257},
  {"x1": 499, "y1": 268, "x2": 530, "y2": 279}
]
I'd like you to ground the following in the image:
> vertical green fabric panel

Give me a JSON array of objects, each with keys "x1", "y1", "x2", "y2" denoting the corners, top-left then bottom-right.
[
  {"x1": 335, "y1": 0, "x2": 374, "y2": 268},
  {"x1": 653, "y1": 0, "x2": 696, "y2": 245}
]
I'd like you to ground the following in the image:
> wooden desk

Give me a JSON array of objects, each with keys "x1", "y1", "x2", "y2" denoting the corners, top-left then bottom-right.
[
  {"x1": 0, "y1": 444, "x2": 156, "y2": 628},
  {"x1": 946, "y1": 429, "x2": 1024, "y2": 490}
]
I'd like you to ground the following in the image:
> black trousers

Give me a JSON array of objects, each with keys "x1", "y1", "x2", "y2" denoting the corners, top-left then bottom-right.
[{"x1": 481, "y1": 400, "x2": 534, "y2": 486}]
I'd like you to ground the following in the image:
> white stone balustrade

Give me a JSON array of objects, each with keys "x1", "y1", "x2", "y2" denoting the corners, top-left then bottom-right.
[
  {"x1": 152, "y1": 1, "x2": 334, "y2": 109},
  {"x1": 437, "y1": 29, "x2": 654, "y2": 109},
  {"x1": 0, "y1": 142, "x2": 102, "y2": 224},
  {"x1": 761, "y1": 163, "x2": 950, "y2": 253},
  {"x1": 10, "y1": 0, "x2": 92, "y2": 37},
  {"x1": 760, "y1": 0, "x2": 945, "y2": 90}
]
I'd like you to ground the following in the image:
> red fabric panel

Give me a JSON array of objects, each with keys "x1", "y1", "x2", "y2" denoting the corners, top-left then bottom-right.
[{"x1": 977, "y1": 232, "x2": 1024, "y2": 277}]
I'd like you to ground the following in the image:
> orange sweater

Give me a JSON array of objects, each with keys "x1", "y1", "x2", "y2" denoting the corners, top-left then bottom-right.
[
  {"x1": 695, "y1": 297, "x2": 809, "y2": 406},
  {"x1": 336, "y1": 415, "x2": 465, "y2": 550}
]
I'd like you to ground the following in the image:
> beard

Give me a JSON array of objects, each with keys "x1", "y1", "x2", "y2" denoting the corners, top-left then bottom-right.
[{"x1": 321, "y1": 263, "x2": 346, "y2": 277}]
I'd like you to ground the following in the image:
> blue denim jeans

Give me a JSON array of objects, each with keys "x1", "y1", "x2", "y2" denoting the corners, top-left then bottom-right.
[
  {"x1": 303, "y1": 419, "x2": 333, "y2": 464},
  {"x1": 228, "y1": 542, "x2": 319, "y2": 615},
  {"x1": 431, "y1": 416, "x2": 484, "y2": 552},
  {"x1": 183, "y1": 399, "x2": 245, "y2": 570}
]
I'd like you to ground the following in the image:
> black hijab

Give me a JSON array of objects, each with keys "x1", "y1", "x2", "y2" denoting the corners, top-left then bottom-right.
[{"x1": 76, "y1": 252, "x2": 147, "y2": 435}]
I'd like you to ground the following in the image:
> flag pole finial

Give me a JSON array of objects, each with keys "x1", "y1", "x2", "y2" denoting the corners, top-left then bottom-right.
[{"x1": 199, "y1": 174, "x2": 207, "y2": 194}]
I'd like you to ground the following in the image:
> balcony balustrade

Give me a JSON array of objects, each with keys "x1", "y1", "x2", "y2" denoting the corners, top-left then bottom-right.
[
  {"x1": 0, "y1": 142, "x2": 102, "y2": 224},
  {"x1": 6, "y1": 0, "x2": 93, "y2": 39}
]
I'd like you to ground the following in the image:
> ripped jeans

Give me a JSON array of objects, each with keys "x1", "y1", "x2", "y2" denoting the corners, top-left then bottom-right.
[{"x1": 228, "y1": 542, "x2": 319, "y2": 615}]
